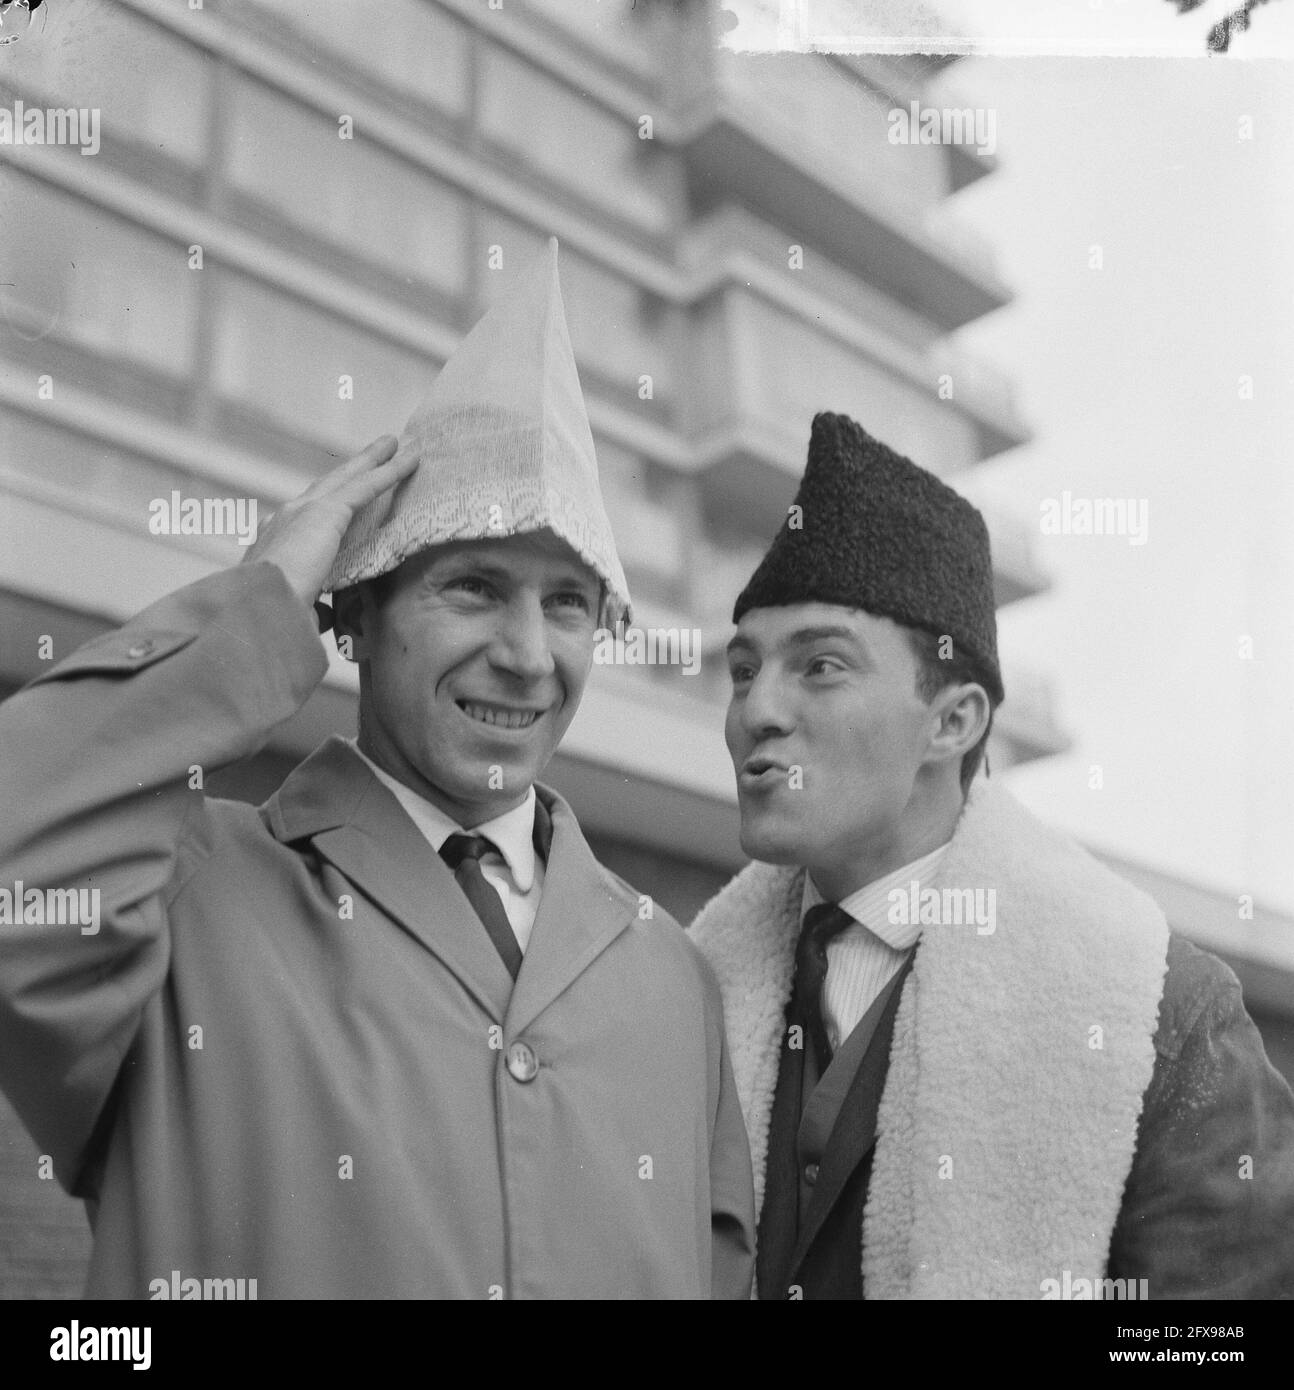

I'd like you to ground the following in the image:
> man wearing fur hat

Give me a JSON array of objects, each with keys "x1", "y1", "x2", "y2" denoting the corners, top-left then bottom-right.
[
  {"x1": 690, "y1": 411, "x2": 1294, "y2": 1300},
  {"x1": 0, "y1": 241, "x2": 754, "y2": 1299}
]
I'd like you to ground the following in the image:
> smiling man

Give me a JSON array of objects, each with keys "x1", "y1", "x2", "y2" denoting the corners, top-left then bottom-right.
[
  {"x1": 690, "y1": 411, "x2": 1294, "y2": 1300},
  {"x1": 0, "y1": 240, "x2": 754, "y2": 1299}
]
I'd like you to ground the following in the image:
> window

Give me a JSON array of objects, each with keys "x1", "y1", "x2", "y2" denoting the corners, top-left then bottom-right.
[
  {"x1": 230, "y1": 0, "x2": 471, "y2": 116},
  {"x1": 560, "y1": 251, "x2": 671, "y2": 397},
  {"x1": 472, "y1": 209, "x2": 551, "y2": 312},
  {"x1": 594, "y1": 440, "x2": 683, "y2": 581},
  {"x1": 691, "y1": 536, "x2": 767, "y2": 630},
  {"x1": 522, "y1": 0, "x2": 663, "y2": 81},
  {"x1": 0, "y1": 413, "x2": 255, "y2": 521},
  {"x1": 716, "y1": 53, "x2": 946, "y2": 214},
  {"x1": 736, "y1": 295, "x2": 978, "y2": 476},
  {"x1": 0, "y1": 7, "x2": 210, "y2": 165},
  {"x1": 223, "y1": 77, "x2": 470, "y2": 295},
  {"x1": 0, "y1": 173, "x2": 198, "y2": 376},
  {"x1": 479, "y1": 48, "x2": 677, "y2": 233},
  {"x1": 212, "y1": 274, "x2": 433, "y2": 452},
  {"x1": 469, "y1": 210, "x2": 670, "y2": 400}
]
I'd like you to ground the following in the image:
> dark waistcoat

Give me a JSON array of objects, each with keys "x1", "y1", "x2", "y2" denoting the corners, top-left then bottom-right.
[{"x1": 756, "y1": 953, "x2": 914, "y2": 1300}]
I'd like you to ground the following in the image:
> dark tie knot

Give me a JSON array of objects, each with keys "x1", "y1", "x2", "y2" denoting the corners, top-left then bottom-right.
[
  {"x1": 440, "y1": 833, "x2": 499, "y2": 870},
  {"x1": 801, "y1": 903, "x2": 855, "y2": 957}
]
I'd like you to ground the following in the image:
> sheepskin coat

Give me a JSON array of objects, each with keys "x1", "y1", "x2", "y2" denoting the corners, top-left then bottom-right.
[{"x1": 690, "y1": 779, "x2": 1294, "y2": 1299}]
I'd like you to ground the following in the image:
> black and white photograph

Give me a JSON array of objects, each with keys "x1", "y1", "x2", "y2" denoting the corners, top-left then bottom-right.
[{"x1": 0, "y1": 0, "x2": 1290, "y2": 1350}]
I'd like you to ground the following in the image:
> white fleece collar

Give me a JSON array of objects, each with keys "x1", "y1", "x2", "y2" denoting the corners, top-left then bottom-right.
[{"x1": 689, "y1": 780, "x2": 1170, "y2": 1299}]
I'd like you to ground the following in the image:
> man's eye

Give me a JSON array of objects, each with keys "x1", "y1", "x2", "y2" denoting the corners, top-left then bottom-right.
[
  {"x1": 549, "y1": 591, "x2": 592, "y2": 613},
  {"x1": 728, "y1": 664, "x2": 755, "y2": 686},
  {"x1": 447, "y1": 576, "x2": 491, "y2": 597},
  {"x1": 805, "y1": 656, "x2": 842, "y2": 677}
]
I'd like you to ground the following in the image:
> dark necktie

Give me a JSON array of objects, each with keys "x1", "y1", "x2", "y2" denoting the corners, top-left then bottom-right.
[
  {"x1": 440, "y1": 834, "x2": 524, "y2": 980},
  {"x1": 791, "y1": 903, "x2": 856, "y2": 1069}
]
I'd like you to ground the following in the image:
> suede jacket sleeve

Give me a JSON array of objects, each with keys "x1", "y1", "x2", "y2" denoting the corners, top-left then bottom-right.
[{"x1": 1108, "y1": 932, "x2": 1294, "y2": 1297}]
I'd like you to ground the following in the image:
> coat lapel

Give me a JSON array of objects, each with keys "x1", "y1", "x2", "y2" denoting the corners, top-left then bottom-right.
[
  {"x1": 688, "y1": 860, "x2": 803, "y2": 1220},
  {"x1": 754, "y1": 1003, "x2": 806, "y2": 1298},
  {"x1": 504, "y1": 786, "x2": 635, "y2": 1037},
  {"x1": 263, "y1": 736, "x2": 513, "y2": 1021},
  {"x1": 788, "y1": 953, "x2": 913, "y2": 1274}
]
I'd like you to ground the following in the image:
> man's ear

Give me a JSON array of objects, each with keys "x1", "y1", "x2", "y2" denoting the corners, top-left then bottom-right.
[
  {"x1": 925, "y1": 681, "x2": 991, "y2": 769},
  {"x1": 330, "y1": 584, "x2": 372, "y2": 664}
]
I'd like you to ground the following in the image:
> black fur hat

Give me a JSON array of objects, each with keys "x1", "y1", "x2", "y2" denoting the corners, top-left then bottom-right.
[{"x1": 733, "y1": 412, "x2": 1004, "y2": 703}]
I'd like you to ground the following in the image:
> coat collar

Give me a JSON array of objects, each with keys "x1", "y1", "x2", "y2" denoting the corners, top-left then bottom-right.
[
  {"x1": 263, "y1": 736, "x2": 635, "y2": 1030},
  {"x1": 690, "y1": 779, "x2": 1172, "y2": 1298},
  {"x1": 349, "y1": 739, "x2": 541, "y2": 892},
  {"x1": 504, "y1": 786, "x2": 635, "y2": 1037}
]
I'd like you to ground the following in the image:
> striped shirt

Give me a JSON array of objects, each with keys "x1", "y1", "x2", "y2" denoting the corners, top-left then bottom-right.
[{"x1": 801, "y1": 843, "x2": 950, "y2": 1052}]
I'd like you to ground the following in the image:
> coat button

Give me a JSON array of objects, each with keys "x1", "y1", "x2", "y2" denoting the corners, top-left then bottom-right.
[
  {"x1": 804, "y1": 1162, "x2": 820, "y2": 1185},
  {"x1": 125, "y1": 639, "x2": 155, "y2": 660},
  {"x1": 506, "y1": 1041, "x2": 539, "y2": 1083}
]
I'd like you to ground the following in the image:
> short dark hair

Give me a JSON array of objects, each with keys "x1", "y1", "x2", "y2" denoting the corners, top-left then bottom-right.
[
  {"x1": 362, "y1": 569, "x2": 401, "y2": 607},
  {"x1": 905, "y1": 626, "x2": 999, "y2": 795}
]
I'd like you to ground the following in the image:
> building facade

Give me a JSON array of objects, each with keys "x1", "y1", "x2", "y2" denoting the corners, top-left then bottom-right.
[{"x1": 2, "y1": 0, "x2": 1280, "y2": 1299}]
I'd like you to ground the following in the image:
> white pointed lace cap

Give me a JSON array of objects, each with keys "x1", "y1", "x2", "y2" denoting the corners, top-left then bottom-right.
[{"x1": 324, "y1": 237, "x2": 631, "y2": 621}]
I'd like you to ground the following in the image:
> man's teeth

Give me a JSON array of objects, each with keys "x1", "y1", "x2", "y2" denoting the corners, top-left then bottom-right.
[{"x1": 461, "y1": 702, "x2": 540, "y2": 729}]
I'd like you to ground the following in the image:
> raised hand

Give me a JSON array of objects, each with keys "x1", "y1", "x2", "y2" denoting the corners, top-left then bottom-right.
[{"x1": 241, "y1": 435, "x2": 415, "y2": 609}]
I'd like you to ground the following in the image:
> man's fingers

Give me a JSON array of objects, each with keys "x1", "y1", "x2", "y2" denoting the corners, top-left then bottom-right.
[
  {"x1": 242, "y1": 436, "x2": 415, "y2": 607},
  {"x1": 337, "y1": 446, "x2": 420, "y2": 509},
  {"x1": 311, "y1": 435, "x2": 401, "y2": 497}
]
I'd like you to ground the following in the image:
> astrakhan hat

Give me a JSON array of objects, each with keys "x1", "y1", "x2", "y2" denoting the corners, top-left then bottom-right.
[{"x1": 733, "y1": 412, "x2": 1003, "y2": 702}]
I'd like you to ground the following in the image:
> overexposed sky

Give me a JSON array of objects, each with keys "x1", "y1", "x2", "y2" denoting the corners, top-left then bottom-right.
[
  {"x1": 728, "y1": 2, "x2": 1293, "y2": 914},
  {"x1": 945, "y1": 0, "x2": 1294, "y2": 55},
  {"x1": 728, "y1": 0, "x2": 1294, "y2": 55},
  {"x1": 938, "y1": 52, "x2": 1294, "y2": 913}
]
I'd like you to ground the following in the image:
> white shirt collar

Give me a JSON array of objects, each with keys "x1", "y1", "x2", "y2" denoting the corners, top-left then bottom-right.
[
  {"x1": 348, "y1": 740, "x2": 538, "y2": 892},
  {"x1": 802, "y1": 841, "x2": 951, "y2": 952}
]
